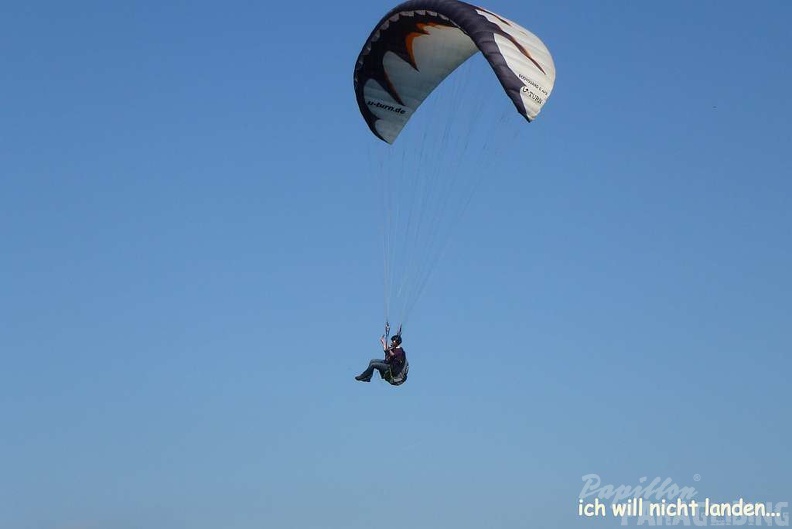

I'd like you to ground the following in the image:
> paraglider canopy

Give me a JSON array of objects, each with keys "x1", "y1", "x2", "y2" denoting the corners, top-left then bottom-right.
[{"x1": 354, "y1": 0, "x2": 556, "y2": 144}]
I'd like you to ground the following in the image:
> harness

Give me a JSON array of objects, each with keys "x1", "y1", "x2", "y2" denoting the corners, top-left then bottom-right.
[
  {"x1": 383, "y1": 321, "x2": 408, "y2": 386},
  {"x1": 385, "y1": 360, "x2": 409, "y2": 386}
]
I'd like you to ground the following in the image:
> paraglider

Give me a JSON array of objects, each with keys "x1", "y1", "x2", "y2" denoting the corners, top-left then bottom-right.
[
  {"x1": 355, "y1": 323, "x2": 409, "y2": 385},
  {"x1": 352, "y1": 0, "x2": 556, "y2": 385}
]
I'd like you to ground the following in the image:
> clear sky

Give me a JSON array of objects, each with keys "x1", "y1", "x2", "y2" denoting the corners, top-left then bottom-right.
[{"x1": 2, "y1": 1, "x2": 790, "y2": 528}]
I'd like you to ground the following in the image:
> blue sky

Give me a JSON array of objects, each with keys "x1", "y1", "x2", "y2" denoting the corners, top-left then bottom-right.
[{"x1": 2, "y1": 1, "x2": 790, "y2": 528}]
